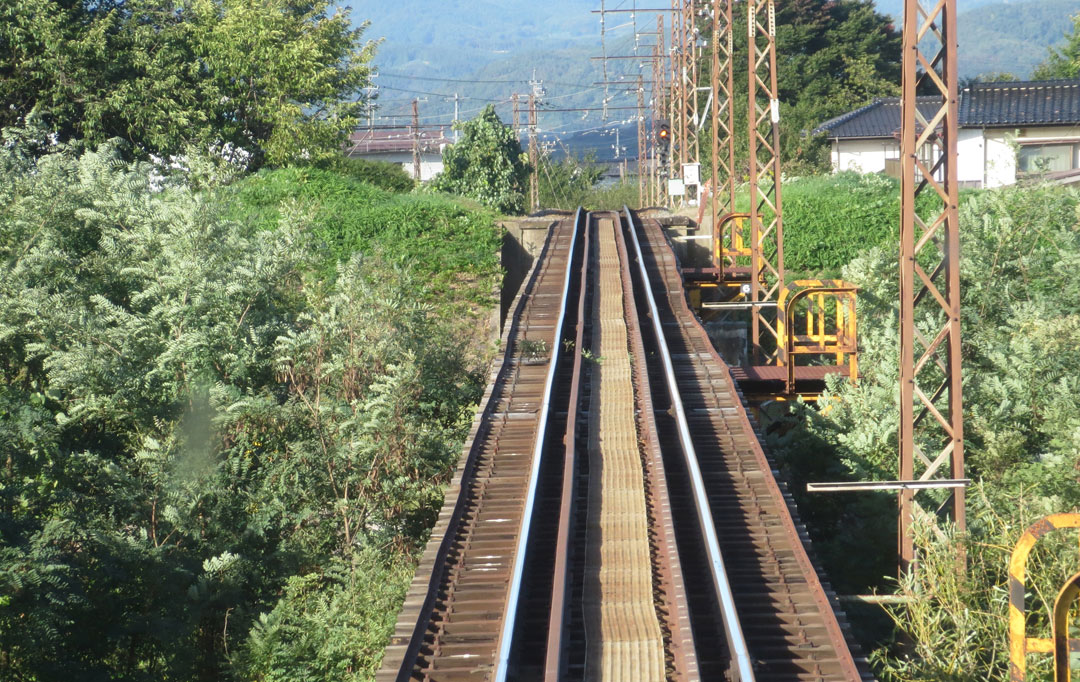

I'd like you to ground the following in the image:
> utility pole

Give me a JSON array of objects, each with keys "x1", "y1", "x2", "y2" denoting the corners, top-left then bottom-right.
[
  {"x1": 637, "y1": 75, "x2": 646, "y2": 206},
  {"x1": 528, "y1": 92, "x2": 539, "y2": 212},
  {"x1": 445, "y1": 92, "x2": 461, "y2": 142},
  {"x1": 897, "y1": 0, "x2": 965, "y2": 574},
  {"x1": 412, "y1": 98, "x2": 421, "y2": 182},
  {"x1": 680, "y1": 0, "x2": 699, "y2": 167},
  {"x1": 746, "y1": 0, "x2": 784, "y2": 365},
  {"x1": 652, "y1": 17, "x2": 660, "y2": 205},
  {"x1": 670, "y1": 2, "x2": 681, "y2": 184}
]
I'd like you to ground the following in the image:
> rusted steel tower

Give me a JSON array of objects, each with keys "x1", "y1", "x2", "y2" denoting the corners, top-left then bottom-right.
[
  {"x1": 638, "y1": 75, "x2": 647, "y2": 204},
  {"x1": 746, "y1": 0, "x2": 785, "y2": 364},
  {"x1": 897, "y1": 0, "x2": 965, "y2": 572},
  {"x1": 528, "y1": 92, "x2": 539, "y2": 212},
  {"x1": 668, "y1": 2, "x2": 695, "y2": 172},
  {"x1": 653, "y1": 17, "x2": 667, "y2": 205},
  {"x1": 709, "y1": 0, "x2": 736, "y2": 234}
]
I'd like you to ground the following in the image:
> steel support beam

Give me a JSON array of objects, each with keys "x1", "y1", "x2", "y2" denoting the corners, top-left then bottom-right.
[
  {"x1": 898, "y1": 0, "x2": 965, "y2": 574},
  {"x1": 679, "y1": 0, "x2": 700, "y2": 170},
  {"x1": 653, "y1": 17, "x2": 667, "y2": 206},
  {"x1": 746, "y1": 0, "x2": 784, "y2": 364},
  {"x1": 638, "y1": 75, "x2": 647, "y2": 205},
  {"x1": 529, "y1": 93, "x2": 539, "y2": 212},
  {"x1": 710, "y1": 0, "x2": 736, "y2": 268}
]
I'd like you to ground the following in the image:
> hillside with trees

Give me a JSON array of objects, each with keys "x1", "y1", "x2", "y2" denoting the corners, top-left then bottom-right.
[{"x1": 365, "y1": 0, "x2": 1080, "y2": 134}]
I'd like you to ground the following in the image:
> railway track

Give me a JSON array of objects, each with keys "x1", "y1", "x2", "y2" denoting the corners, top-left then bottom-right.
[{"x1": 377, "y1": 208, "x2": 873, "y2": 682}]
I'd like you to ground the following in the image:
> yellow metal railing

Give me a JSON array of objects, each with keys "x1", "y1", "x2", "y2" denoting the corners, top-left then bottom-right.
[
  {"x1": 1054, "y1": 570, "x2": 1080, "y2": 681},
  {"x1": 713, "y1": 212, "x2": 752, "y2": 277},
  {"x1": 777, "y1": 280, "x2": 858, "y2": 394},
  {"x1": 1009, "y1": 513, "x2": 1080, "y2": 681}
]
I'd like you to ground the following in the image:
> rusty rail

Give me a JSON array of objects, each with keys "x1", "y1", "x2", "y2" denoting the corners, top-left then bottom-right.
[
  {"x1": 626, "y1": 207, "x2": 872, "y2": 681},
  {"x1": 622, "y1": 205, "x2": 756, "y2": 681},
  {"x1": 542, "y1": 210, "x2": 591, "y2": 681},
  {"x1": 378, "y1": 206, "x2": 872, "y2": 682}
]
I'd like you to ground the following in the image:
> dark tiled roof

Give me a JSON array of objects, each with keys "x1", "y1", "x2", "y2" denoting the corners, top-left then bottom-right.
[
  {"x1": 960, "y1": 80, "x2": 1080, "y2": 127},
  {"x1": 814, "y1": 80, "x2": 1080, "y2": 139},
  {"x1": 812, "y1": 97, "x2": 942, "y2": 138}
]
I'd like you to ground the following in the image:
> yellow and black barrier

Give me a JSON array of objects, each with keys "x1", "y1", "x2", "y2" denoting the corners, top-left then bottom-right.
[{"x1": 1009, "y1": 513, "x2": 1080, "y2": 681}]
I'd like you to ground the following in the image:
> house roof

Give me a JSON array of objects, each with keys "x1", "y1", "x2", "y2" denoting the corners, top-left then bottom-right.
[
  {"x1": 814, "y1": 79, "x2": 1080, "y2": 139},
  {"x1": 812, "y1": 97, "x2": 941, "y2": 139},
  {"x1": 959, "y1": 79, "x2": 1080, "y2": 127},
  {"x1": 345, "y1": 127, "x2": 451, "y2": 155}
]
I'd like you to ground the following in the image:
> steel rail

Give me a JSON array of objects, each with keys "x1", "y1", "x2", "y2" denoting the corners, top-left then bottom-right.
[
  {"x1": 621, "y1": 205, "x2": 756, "y2": 682},
  {"x1": 638, "y1": 213, "x2": 868, "y2": 680},
  {"x1": 379, "y1": 213, "x2": 566, "y2": 682},
  {"x1": 543, "y1": 210, "x2": 592, "y2": 681},
  {"x1": 493, "y1": 207, "x2": 585, "y2": 682}
]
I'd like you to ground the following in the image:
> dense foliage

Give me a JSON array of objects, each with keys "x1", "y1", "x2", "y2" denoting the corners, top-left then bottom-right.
[
  {"x1": 1033, "y1": 10, "x2": 1080, "y2": 79},
  {"x1": 431, "y1": 105, "x2": 531, "y2": 215},
  {"x1": 1, "y1": 0, "x2": 374, "y2": 168},
  {"x1": 766, "y1": 183, "x2": 1080, "y2": 679},
  {"x1": 226, "y1": 166, "x2": 501, "y2": 293},
  {"x1": 0, "y1": 139, "x2": 499, "y2": 680},
  {"x1": 308, "y1": 157, "x2": 416, "y2": 194},
  {"x1": 748, "y1": 172, "x2": 949, "y2": 276}
]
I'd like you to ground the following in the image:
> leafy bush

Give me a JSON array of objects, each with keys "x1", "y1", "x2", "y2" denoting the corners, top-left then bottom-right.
[
  {"x1": 537, "y1": 153, "x2": 605, "y2": 209},
  {"x1": 736, "y1": 172, "x2": 950, "y2": 276},
  {"x1": 306, "y1": 156, "x2": 416, "y2": 193},
  {"x1": 0, "y1": 139, "x2": 489, "y2": 680},
  {"x1": 766, "y1": 183, "x2": 1080, "y2": 679},
  {"x1": 431, "y1": 105, "x2": 530, "y2": 215},
  {"x1": 226, "y1": 166, "x2": 502, "y2": 294}
]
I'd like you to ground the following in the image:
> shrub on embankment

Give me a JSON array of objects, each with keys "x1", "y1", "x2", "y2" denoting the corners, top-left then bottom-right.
[
  {"x1": 226, "y1": 165, "x2": 503, "y2": 297},
  {"x1": 765, "y1": 182, "x2": 1080, "y2": 680},
  {"x1": 0, "y1": 139, "x2": 500, "y2": 681},
  {"x1": 738, "y1": 171, "x2": 953, "y2": 276}
]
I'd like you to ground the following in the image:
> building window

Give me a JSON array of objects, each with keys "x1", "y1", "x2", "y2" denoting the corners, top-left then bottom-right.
[{"x1": 1018, "y1": 143, "x2": 1078, "y2": 174}]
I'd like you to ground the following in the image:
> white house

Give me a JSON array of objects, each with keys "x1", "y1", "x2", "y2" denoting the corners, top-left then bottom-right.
[
  {"x1": 814, "y1": 80, "x2": 1080, "y2": 188},
  {"x1": 345, "y1": 126, "x2": 450, "y2": 182}
]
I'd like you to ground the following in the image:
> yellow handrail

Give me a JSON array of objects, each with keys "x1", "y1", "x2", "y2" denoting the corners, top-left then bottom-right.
[
  {"x1": 1008, "y1": 513, "x2": 1080, "y2": 681},
  {"x1": 777, "y1": 280, "x2": 858, "y2": 394}
]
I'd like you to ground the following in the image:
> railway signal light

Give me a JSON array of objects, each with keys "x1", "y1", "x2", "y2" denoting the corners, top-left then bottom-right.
[
  {"x1": 656, "y1": 121, "x2": 671, "y2": 177},
  {"x1": 656, "y1": 121, "x2": 671, "y2": 147}
]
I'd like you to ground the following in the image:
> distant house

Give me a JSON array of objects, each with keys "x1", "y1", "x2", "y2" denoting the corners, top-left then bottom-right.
[
  {"x1": 345, "y1": 126, "x2": 451, "y2": 182},
  {"x1": 813, "y1": 80, "x2": 1080, "y2": 188}
]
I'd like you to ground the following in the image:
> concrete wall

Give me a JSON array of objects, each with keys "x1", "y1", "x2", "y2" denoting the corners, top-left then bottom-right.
[
  {"x1": 957, "y1": 128, "x2": 985, "y2": 187},
  {"x1": 983, "y1": 130, "x2": 1016, "y2": 188},
  {"x1": 499, "y1": 217, "x2": 558, "y2": 330},
  {"x1": 834, "y1": 126, "x2": 1080, "y2": 188},
  {"x1": 831, "y1": 138, "x2": 896, "y2": 173}
]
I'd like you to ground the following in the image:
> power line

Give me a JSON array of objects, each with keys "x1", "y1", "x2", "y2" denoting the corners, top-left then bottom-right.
[
  {"x1": 376, "y1": 84, "x2": 505, "y2": 102},
  {"x1": 378, "y1": 71, "x2": 597, "y2": 89}
]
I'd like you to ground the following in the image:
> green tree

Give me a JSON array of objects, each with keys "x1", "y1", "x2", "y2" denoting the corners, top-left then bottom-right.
[
  {"x1": 0, "y1": 136, "x2": 494, "y2": 680},
  {"x1": 699, "y1": 0, "x2": 900, "y2": 173},
  {"x1": 1033, "y1": 13, "x2": 1080, "y2": 78},
  {"x1": 0, "y1": 0, "x2": 375, "y2": 167},
  {"x1": 432, "y1": 105, "x2": 531, "y2": 214}
]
